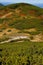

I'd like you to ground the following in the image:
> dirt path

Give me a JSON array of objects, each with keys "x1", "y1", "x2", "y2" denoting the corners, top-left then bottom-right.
[
  {"x1": 0, "y1": 34, "x2": 43, "y2": 44},
  {"x1": 0, "y1": 36, "x2": 29, "y2": 44},
  {"x1": 0, "y1": 12, "x2": 13, "y2": 19}
]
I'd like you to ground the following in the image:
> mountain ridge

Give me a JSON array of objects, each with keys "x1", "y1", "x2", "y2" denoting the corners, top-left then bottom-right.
[{"x1": 0, "y1": 2, "x2": 43, "y2": 8}]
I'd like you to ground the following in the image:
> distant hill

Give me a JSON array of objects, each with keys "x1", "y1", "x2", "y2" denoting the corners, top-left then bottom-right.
[
  {"x1": 0, "y1": 3, "x2": 4, "y2": 6},
  {"x1": 34, "y1": 4, "x2": 43, "y2": 8},
  {"x1": 37, "y1": 4, "x2": 43, "y2": 8},
  {"x1": 1, "y1": 2, "x2": 12, "y2": 5}
]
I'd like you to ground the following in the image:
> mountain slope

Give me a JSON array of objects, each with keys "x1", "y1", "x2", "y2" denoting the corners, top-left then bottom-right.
[{"x1": 0, "y1": 3, "x2": 43, "y2": 42}]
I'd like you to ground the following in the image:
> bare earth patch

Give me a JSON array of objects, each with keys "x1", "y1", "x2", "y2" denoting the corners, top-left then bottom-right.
[
  {"x1": 24, "y1": 28, "x2": 37, "y2": 32},
  {"x1": 30, "y1": 33, "x2": 43, "y2": 42},
  {"x1": 0, "y1": 28, "x2": 20, "y2": 37}
]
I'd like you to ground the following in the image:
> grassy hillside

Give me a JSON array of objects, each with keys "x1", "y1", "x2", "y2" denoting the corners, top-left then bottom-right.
[{"x1": 0, "y1": 3, "x2": 43, "y2": 42}]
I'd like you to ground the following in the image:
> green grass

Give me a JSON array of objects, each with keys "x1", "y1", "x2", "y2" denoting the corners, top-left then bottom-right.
[
  {"x1": 8, "y1": 18, "x2": 43, "y2": 31},
  {"x1": 0, "y1": 41, "x2": 43, "y2": 65}
]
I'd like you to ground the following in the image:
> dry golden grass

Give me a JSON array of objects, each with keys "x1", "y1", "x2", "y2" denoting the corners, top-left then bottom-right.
[
  {"x1": 31, "y1": 33, "x2": 43, "y2": 42},
  {"x1": 0, "y1": 28, "x2": 20, "y2": 37},
  {"x1": 24, "y1": 28, "x2": 37, "y2": 32},
  {"x1": 0, "y1": 12, "x2": 13, "y2": 19}
]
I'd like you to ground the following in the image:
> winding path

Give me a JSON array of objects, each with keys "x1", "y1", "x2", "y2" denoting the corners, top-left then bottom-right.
[{"x1": 0, "y1": 12, "x2": 13, "y2": 19}]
